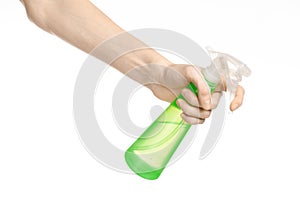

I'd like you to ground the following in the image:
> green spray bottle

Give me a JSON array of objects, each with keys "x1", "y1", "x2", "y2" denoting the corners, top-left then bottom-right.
[{"x1": 125, "y1": 48, "x2": 251, "y2": 180}]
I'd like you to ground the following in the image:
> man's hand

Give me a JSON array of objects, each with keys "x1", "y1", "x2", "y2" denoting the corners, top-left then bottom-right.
[{"x1": 150, "y1": 64, "x2": 245, "y2": 124}]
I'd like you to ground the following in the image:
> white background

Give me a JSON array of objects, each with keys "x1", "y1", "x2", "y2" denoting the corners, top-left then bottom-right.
[{"x1": 1, "y1": 0, "x2": 300, "y2": 198}]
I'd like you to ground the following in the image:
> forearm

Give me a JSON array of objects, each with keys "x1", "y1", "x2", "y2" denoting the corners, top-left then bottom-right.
[{"x1": 21, "y1": 0, "x2": 171, "y2": 77}]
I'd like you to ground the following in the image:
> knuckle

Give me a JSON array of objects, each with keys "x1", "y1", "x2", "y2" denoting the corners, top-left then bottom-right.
[
  {"x1": 201, "y1": 103, "x2": 212, "y2": 111},
  {"x1": 184, "y1": 66, "x2": 194, "y2": 77},
  {"x1": 200, "y1": 110, "x2": 211, "y2": 118},
  {"x1": 181, "y1": 100, "x2": 197, "y2": 116},
  {"x1": 204, "y1": 110, "x2": 211, "y2": 118},
  {"x1": 184, "y1": 94, "x2": 199, "y2": 107},
  {"x1": 200, "y1": 87, "x2": 210, "y2": 96},
  {"x1": 183, "y1": 116, "x2": 193, "y2": 124},
  {"x1": 180, "y1": 100, "x2": 188, "y2": 112},
  {"x1": 181, "y1": 89, "x2": 190, "y2": 100}
]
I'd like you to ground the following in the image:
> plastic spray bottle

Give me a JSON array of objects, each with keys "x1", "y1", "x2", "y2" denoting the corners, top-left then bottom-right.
[{"x1": 125, "y1": 48, "x2": 251, "y2": 180}]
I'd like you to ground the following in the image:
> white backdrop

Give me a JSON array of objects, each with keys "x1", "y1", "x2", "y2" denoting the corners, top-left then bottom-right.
[{"x1": 1, "y1": 0, "x2": 300, "y2": 198}]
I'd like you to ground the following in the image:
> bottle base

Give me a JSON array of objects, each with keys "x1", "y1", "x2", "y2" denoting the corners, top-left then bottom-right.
[{"x1": 125, "y1": 151, "x2": 165, "y2": 180}]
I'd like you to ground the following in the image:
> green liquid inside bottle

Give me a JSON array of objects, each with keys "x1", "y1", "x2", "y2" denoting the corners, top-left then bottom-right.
[{"x1": 125, "y1": 80, "x2": 217, "y2": 180}]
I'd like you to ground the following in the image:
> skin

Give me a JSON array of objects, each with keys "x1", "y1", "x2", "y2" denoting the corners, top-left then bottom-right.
[{"x1": 20, "y1": 0, "x2": 245, "y2": 124}]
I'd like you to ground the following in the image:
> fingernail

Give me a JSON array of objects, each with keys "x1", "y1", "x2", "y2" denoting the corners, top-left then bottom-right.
[{"x1": 232, "y1": 103, "x2": 239, "y2": 110}]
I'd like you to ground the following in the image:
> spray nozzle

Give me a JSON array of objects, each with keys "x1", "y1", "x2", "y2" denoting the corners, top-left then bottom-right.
[
  {"x1": 198, "y1": 48, "x2": 251, "y2": 159},
  {"x1": 206, "y1": 47, "x2": 251, "y2": 97}
]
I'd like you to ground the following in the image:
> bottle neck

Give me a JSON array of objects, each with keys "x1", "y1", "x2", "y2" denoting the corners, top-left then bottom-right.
[{"x1": 202, "y1": 63, "x2": 221, "y2": 85}]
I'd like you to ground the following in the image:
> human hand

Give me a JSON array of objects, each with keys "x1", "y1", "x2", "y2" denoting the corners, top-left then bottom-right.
[{"x1": 149, "y1": 64, "x2": 245, "y2": 124}]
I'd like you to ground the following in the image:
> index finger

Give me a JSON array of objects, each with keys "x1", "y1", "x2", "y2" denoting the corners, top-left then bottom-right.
[
  {"x1": 230, "y1": 85, "x2": 245, "y2": 111},
  {"x1": 184, "y1": 66, "x2": 211, "y2": 110}
]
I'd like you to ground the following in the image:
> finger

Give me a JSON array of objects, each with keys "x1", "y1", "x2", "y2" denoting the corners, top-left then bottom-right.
[
  {"x1": 230, "y1": 85, "x2": 245, "y2": 111},
  {"x1": 211, "y1": 91, "x2": 223, "y2": 109},
  {"x1": 184, "y1": 66, "x2": 211, "y2": 110},
  {"x1": 181, "y1": 113, "x2": 205, "y2": 125},
  {"x1": 177, "y1": 99, "x2": 211, "y2": 119},
  {"x1": 181, "y1": 88, "x2": 199, "y2": 107}
]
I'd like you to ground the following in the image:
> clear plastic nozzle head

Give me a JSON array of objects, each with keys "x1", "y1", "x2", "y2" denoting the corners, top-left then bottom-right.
[
  {"x1": 199, "y1": 48, "x2": 251, "y2": 159},
  {"x1": 206, "y1": 47, "x2": 251, "y2": 96}
]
